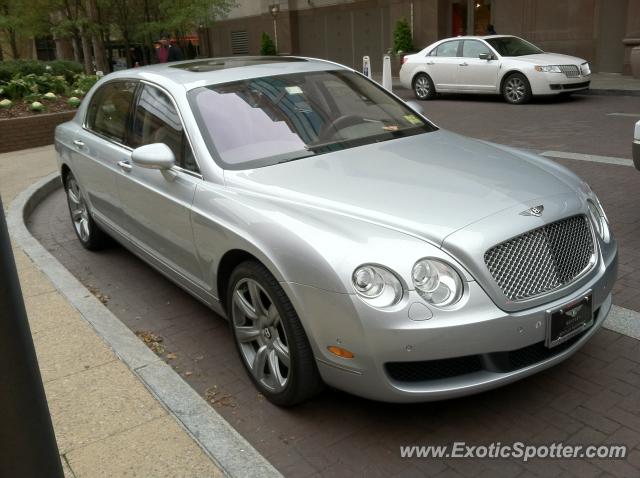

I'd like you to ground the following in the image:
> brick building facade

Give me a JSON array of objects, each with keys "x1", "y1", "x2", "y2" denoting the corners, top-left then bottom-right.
[{"x1": 199, "y1": 0, "x2": 640, "y2": 75}]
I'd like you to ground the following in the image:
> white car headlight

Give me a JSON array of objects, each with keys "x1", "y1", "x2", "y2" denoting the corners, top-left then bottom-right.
[
  {"x1": 581, "y1": 62, "x2": 591, "y2": 75},
  {"x1": 587, "y1": 198, "x2": 610, "y2": 242},
  {"x1": 352, "y1": 264, "x2": 403, "y2": 308},
  {"x1": 534, "y1": 65, "x2": 562, "y2": 73},
  {"x1": 412, "y1": 258, "x2": 463, "y2": 307}
]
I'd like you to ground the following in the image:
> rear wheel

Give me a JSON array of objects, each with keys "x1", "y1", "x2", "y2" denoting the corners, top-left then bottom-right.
[
  {"x1": 413, "y1": 73, "x2": 436, "y2": 100},
  {"x1": 502, "y1": 73, "x2": 532, "y2": 104},
  {"x1": 64, "y1": 172, "x2": 109, "y2": 250},
  {"x1": 227, "y1": 261, "x2": 323, "y2": 406}
]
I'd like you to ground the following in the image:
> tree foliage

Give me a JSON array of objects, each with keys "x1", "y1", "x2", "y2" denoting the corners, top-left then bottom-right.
[
  {"x1": 260, "y1": 32, "x2": 276, "y2": 56},
  {"x1": 393, "y1": 17, "x2": 413, "y2": 55},
  {"x1": 0, "y1": 0, "x2": 234, "y2": 69}
]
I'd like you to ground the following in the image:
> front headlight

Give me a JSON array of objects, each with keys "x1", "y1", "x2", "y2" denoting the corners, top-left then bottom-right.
[
  {"x1": 535, "y1": 65, "x2": 562, "y2": 73},
  {"x1": 587, "y1": 198, "x2": 610, "y2": 242},
  {"x1": 352, "y1": 264, "x2": 403, "y2": 308},
  {"x1": 412, "y1": 258, "x2": 463, "y2": 307},
  {"x1": 581, "y1": 62, "x2": 591, "y2": 75}
]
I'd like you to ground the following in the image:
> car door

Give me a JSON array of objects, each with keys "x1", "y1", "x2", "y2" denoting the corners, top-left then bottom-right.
[
  {"x1": 457, "y1": 40, "x2": 501, "y2": 92},
  {"x1": 427, "y1": 40, "x2": 461, "y2": 90},
  {"x1": 72, "y1": 80, "x2": 137, "y2": 232},
  {"x1": 116, "y1": 82, "x2": 205, "y2": 288}
]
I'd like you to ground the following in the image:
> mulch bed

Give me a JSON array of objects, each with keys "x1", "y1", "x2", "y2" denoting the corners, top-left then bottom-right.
[{"x1": 0, "y1": 97, "x2": 79, "y2": 119}]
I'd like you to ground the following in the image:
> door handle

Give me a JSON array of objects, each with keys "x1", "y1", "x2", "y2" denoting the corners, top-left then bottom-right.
[
  {"x1": 118, "y1": 160, "x2": 132, "y2": 172},
  {"x1": 426, "y1": 61, "x2": 435, "y2": 65},
  {"x1": 459, "y1": 62, "x2": 468, "y2": 66},
  {"x1": 73, "y1": 139, "x2": 85, "y2": 148}
]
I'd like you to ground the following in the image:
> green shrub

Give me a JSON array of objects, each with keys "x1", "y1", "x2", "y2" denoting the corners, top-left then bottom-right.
[
  {"x1": 260, "y1": 32, "x2": 277, "y2": 56},
  {"x1": 1, "y1": 77, "x2": 31, "y2": 100},
  {"x1": 0, "y1": 72, "x2": 69, "y2": 100},
  {"x1": 393, "y1": 17, "x2": 414, "y2": 55},
  {"x1": 0, "y1": 59, "x2": 82, "y2": 84},
  {"x1": 71, "y1": 74, "x2": 99, "y2": 94},
  {"x1": 46, "y1": 60, "x2": 83, "y2": 83}
]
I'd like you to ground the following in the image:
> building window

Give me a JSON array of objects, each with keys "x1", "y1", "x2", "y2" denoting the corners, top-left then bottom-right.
[{"x1": 231, "y1": 31, "x2": 249, "y2": 55}]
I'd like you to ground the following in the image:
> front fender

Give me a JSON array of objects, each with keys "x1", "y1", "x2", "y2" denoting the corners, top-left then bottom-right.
[{"x1": 191, "y1": 181, "x2": 461, "y2": 301}]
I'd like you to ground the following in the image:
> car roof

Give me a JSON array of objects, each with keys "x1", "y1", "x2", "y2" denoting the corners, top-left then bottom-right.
[
  {"x1": 437, "y1": 35, "x2": 513, "y2": 41},
  {"x1": 102, "y1": 56, "x2": 349, "y2": 93}
]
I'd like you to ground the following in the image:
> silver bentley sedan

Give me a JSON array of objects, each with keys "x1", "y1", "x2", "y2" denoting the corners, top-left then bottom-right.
[{"x1": 55, "y1": 57, "x2": 618, "y2": 405}]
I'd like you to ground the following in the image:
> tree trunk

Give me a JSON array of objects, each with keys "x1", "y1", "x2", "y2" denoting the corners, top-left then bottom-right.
[
  {"x1": 0, "y1": 44, "x2": 4, "y2": 61},
  {"x1": 8, "y1": 28, "x2": 19, "y2": 59},
  {"x1": 80, "y1": 30, "x2": 93, "y2": 73},
  {"x1": 71, "y1": 33, "x2": 81, "y2": 63},
  {"x1": 86, "y1": 0, "x2": 108, "y2": 73}
]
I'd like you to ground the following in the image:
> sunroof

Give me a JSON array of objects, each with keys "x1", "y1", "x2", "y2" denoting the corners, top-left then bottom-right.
[{"x1": 171, "y1": 57, "x2": 308, "y2": 73}]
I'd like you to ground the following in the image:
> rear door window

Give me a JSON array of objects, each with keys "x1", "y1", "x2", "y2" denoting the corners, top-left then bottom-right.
[
  {"x1": 436, "y1": 41, "x2": 460, "y2": 57},
  {"x1": 86, "y1": 81, "x2": 137, "y2": 144}
]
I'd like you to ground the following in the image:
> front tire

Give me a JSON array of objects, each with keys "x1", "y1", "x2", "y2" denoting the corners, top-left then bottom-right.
[
  {"x1": 502, "y1": 73, "x2": 532, "y2": 104},
  {"x1": 64, "y1": 172, "x2": 109, "y2": 250},
  {"x1": 413, "y1": 73, "x2": 436, "y2": 100},
  {"x1": 227, "y1": 261, "x2": 323, "y2": 406}
]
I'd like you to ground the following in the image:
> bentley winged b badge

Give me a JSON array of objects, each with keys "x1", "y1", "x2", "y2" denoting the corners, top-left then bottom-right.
[{"x1": 520, "y1": 205, "x2": 544, "y2": 217}]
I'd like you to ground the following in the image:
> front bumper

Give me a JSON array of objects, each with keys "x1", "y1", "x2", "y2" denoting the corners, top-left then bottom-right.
[
  {"x1": 530, "y1": 73, "x2": 591, "y2": 95},
  {"x1": 284, "y1": 241, "x2": 617, "y2": 403}
]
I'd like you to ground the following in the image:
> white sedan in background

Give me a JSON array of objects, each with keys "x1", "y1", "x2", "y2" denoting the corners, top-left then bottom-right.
[{"x1": 400, "y1": 35, "x2": 591, "y2": 104}]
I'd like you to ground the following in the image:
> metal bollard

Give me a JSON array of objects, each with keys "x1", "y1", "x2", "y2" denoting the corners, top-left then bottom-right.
[{"x1": 0, "y1": 195, "x2": 64, "y2": 478}]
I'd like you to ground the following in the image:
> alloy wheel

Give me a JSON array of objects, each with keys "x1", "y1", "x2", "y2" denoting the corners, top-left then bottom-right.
[
  {"x1": 414, "y1": 76, "x2": 431, "y2": 99},
  {"x1": 231, "y1": 278, "x2": 291, "y2": 393},
  {"x1": 505, "y1": 77, "x2": 526, "y2": 103},
  {"x1": 66, "y1": 176, "x2": 91, "y2": 242}
]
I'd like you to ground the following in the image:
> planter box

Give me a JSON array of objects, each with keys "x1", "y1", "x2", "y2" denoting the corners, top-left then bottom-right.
[{"x1": 0, "y1": 111, "x2": 76, "y2": 154}]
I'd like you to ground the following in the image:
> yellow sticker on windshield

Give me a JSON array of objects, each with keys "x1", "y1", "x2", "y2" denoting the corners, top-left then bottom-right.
[{"x1": 404, "y1": 114, "x2": 423, "y2": 125}]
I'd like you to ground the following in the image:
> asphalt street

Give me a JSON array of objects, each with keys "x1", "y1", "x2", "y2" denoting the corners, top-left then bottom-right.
[{"x1": 30, "y1": 93, "x2": 640, "y2": 477}]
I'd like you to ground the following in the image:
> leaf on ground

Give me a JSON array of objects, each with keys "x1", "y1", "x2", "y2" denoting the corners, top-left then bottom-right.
[{"x1": 135, "y1": 330, "x2": 165, "y2": 355}]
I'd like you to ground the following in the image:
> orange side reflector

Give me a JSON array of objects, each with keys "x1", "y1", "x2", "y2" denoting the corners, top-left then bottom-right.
[{"x1": 327, "y1": 346, "x2": 354, "y2": 359}]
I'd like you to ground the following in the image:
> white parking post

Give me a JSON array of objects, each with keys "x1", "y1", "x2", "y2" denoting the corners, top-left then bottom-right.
[
  {"x1": 382, "y1": 55, "x2": 392, "y2": 92},
  {"x1": 362, "y1": 56, "x2": 372, "y2": 79}
]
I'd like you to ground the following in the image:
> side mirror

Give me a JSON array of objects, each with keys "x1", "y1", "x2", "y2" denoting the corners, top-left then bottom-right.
[
  {"x1": 479, "y1": 53, "x2": 494, "y2": 60},
  {"x1": 131, "y1": 143, "x2": 175, "y2": 170},
  {"x1": 405, "y1": 100, "x2": 425, "y2": 116}
]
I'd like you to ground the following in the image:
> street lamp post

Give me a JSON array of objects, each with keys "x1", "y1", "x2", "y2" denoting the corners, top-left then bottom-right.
[
  {"x1": 269, "y1": 4, "x2": 280, "y2": 53},
  {"x1": 0, "y1": 195, "x2": 64, "y2": 478}
]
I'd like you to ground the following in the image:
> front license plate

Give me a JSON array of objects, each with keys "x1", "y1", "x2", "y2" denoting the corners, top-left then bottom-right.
[{"x1": 545, "y1": 293, "x2": 593, "y2": 348}]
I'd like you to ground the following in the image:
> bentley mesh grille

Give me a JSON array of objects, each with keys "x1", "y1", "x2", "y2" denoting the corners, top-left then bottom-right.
[
  {"x1": 484, "y1": 215, "x2": 595, "y2": 301},
  {"x1": 558, "y1": 65, "x2": 580, "y2": 78}
]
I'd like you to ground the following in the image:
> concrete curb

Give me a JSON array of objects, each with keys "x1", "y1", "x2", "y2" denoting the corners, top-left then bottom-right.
[{"x1": 7, "y1": 173, "x2": 282, "y2": 478}]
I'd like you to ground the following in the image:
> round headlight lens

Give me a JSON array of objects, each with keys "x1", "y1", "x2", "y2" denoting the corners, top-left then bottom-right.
[
  {"x1": 352, "y1": 265, "x2": 403, "y2": 307},
  {"x1": 412, "y1": 258, "x2": 463, "y2": 307}
]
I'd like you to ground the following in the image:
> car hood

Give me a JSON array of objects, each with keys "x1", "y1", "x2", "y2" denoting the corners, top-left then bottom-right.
[
  {"x1": 512, "y1": 53, "x2": 586, "y2": 65},
  {"x1": 224, "y1": 130, "x2": 580, "y2": 246}
]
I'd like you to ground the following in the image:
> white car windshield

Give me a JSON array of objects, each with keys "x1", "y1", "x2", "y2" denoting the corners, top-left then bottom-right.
[
  {"x1": 189, "y1": 70, "x2": 437, "y2": 169},
  {"x1": 485, "y1": 37, "x2": 544, "y2": 57}
]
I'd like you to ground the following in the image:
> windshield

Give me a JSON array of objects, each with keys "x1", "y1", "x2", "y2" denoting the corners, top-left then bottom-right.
[
  {"x1": 485, "y1": 36, "x2": 544, "y2": 57},
  {"x1": 189, "y1": 70, "x2": 437, "y2": 169}
]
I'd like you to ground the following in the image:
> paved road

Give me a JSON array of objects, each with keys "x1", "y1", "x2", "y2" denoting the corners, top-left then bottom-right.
[
  {"x1": 30, "y1": 94, "x2": 640, "y2": 477},
  {"x1": 396, "y1": 91, "x2": 638, "y2": 160}
]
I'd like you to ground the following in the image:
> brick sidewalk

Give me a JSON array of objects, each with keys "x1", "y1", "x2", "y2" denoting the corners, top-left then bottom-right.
[{"x1": 1, "y1": 146, "x2": 223, "y2": 477}]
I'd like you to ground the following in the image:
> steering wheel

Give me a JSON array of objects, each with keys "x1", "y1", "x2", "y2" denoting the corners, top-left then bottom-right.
[{"x1": 318, "y1": 114, "x2": 368, "y2": 142}]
